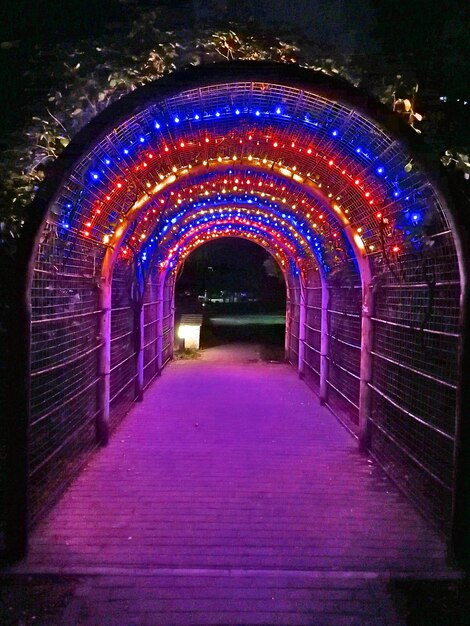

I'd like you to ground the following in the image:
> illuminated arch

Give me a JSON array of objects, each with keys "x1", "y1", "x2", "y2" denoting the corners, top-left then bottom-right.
[{"x1": 8, "y1": 62, "x2": 466, "y2": 561}]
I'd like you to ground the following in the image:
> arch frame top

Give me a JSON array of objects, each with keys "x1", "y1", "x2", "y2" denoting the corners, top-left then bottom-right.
[{"x1": 25, "y1": 60, "x2": 461, "y2": 255}]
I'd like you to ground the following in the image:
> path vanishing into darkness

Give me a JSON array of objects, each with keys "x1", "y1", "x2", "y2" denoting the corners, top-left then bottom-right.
[{"x1": 11, "y1": 345, "x2": 457, "y2": 625}]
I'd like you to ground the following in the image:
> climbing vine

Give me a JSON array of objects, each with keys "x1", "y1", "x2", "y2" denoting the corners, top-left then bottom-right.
[{"x1": 0, "y1": 2, "x2": 467, "y2": 250}]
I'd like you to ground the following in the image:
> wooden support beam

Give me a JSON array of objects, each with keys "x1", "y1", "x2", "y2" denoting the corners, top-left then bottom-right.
[
  {"x1": 319, "y1": 282, "x2": 329, "y2": 405},
  {"x1": 298, "y1": 278, "x2": 306, "y2": 379},
  {"x1": 169, "y1": 274, "x2": 176, "y2": 361},
  {"x1": 156, "y1": 269, "x2": 165, "y2": 374},
  {"x1": 284, "y1": 285, "x2": 291, "y2": 362},
  {"x1": 97, "y1": 270, "x2": 111, "y2": 445},
  {"x1": 136, "y1": 295, "x2": 145, "y2": 402},
  {"x1": 358, "y1": 280, "x2": 375, "y2": 452}
]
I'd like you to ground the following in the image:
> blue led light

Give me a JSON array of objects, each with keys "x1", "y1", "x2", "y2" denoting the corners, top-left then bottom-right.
[
  {"x1": 139, "y1": 136, "x2": 145, "y2": 143},
  {"x1": 66, "y1": 203, "x2": 72, "y2": 209},
  {"x1": 376, "y1": 166, "x2": 384, "y2": 175},
  {"x1": 276, "y1": 107, "x2": 281, "y2": 114},
  {"x1": 215, "y1": 111, "x2": 220, "y2": 117},
  {"x1": 90, "y1": 171, "x2": 99, "y2": 180},
  {"x1": 123, "y1": 149, "x2": 129, "y2": 155},
  {"x1": 255, "y1": 110, "x2": 261, "y2": 116},
  {"x1": 155, "y1": 121, "x2": 161, "y2": 129},
  {"x1": 235, "y1": 109, "x2": 240, "y2": 115},
  {"x1": 174, "y1": 117, "x2": 180, "y2": 123},
  {"x1": 410, "y1": 212, "x2": 423, "y2": 224},
  {"x1": 332, "y1": 130, "x2": 338, "y2": 137},
  {"x1": 61, "y1": 222, "x2": 70, "y2": 229},
  {"x1": 104, "y1": 158, "x2": 111, "y2": 165},
  {"x1": 194, "y1": 114, "x2": 200, "y2": 120}
]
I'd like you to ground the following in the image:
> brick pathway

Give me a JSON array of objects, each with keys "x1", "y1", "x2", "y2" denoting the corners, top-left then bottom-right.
[{"x1": 14, "y1": 358, "x2": 457, "y2": 624}]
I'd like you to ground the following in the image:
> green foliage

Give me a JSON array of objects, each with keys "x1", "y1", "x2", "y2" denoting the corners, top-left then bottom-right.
[{"x1": 0, "y1": 3, "x2": 466, "y2": 245}]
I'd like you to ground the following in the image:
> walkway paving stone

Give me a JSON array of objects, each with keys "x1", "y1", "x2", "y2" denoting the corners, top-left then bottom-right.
[{"x1": 13, "y1": 357, "x2": 457, "y2": 624}]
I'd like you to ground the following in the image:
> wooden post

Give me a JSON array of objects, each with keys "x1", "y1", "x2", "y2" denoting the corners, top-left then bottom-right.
[
  {"x1": 169, "y1": 273, "x2": 176, "y2": 361},
  {"x1": 358, "y1": 280, "x2": 375, "y2": 452},
  {"x1": 298, "y1": 277, "x2": 306, "y2": 379},
  {"x1": 136, "y1": 295, "x2": 145, "y2": 401},
  {"x1": 98, "y1": 270, "x2": 111, "y2": 445},
  {"x1": 156, "y1": 269, "x2": 165, "y2": 374},
  {"x1": 285, "y1": 282, "x2": 291, "y2": 361},
  {"x1": 319, "y1": 277, "x2": 329, "y2": 405}
]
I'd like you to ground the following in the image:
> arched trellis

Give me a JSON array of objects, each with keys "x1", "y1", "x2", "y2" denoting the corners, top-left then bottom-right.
[{"x1": 4, "y1": 62, "x2": 469, "y2": 565}]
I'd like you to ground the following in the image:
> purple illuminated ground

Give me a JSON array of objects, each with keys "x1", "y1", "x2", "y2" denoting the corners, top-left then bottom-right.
[{"x1": 12, "y1": 349, "x2": 458, "y2": 624}]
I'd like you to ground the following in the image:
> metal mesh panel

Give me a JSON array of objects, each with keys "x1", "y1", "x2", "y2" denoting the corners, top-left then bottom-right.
[
  {"x1": 29, "y1": 223, "x2": 102, "y2": 524},
  {"x1": 143, "y1": 267, "x2": 160, "y2": 388},
  {"x1": 325, "y1": 261, "x2": 362, "y2": 433},
  {"x1": 302, "y1": 270, "x2": 322, "y2": 393},
  {"x1": 369, "y1": 230, "x2": 461, "y2": 533},
  {"x1": 109, "y1": 259, "x2": 137, "y2": 429},
  {"x1": 287, "y1": 281, "x2": 300, "y2": 367},
  {"x1": 161, "y1": 274, "x2": 174, "y2": 367}
]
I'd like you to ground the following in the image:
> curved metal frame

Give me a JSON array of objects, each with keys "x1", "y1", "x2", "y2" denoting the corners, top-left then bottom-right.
[{"x1": 4, "y1": 61, "x2": 467, "y2": 567}]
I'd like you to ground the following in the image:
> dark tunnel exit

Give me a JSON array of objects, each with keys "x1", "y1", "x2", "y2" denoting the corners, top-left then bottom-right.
[{"x1": 174, "y1": 237, "x2": 286, "y2": 361}]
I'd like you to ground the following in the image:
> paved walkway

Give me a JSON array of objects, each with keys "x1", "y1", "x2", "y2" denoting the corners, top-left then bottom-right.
[{"x1": 13, "y1": 354, "x2": 456, "y2": 624}]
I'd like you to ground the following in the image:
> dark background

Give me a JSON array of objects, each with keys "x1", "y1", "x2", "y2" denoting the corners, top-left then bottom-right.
[{"x1": 1, "y1": 0, "x2": 469, "y2": 142}]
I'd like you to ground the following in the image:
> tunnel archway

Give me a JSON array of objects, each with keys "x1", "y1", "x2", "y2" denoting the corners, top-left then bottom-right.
[
  {"x1": 6, "y1": 61, "x2": 467, "y2": 562},
  {"x1": 172, "y1": 235, "x2": 288, "y2": 359}
]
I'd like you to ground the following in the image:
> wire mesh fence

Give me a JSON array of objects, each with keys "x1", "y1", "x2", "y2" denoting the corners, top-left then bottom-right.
[
  {"x1": 302, "y1": 271, "x2": 322, "y2": 393},
  {"x1": 287, "y1": 280, "x2": 301, "y2": 367},
  {"x1": 325, "y1": 261, "x2": 362, "y2": 434},
  {"x1": 162, "y1": 274, "x2": 175, "y2": 366},
  {"x1": 368, "y1": 229, "x2": 461, "y2": 534},
  {"x1": 109, "y1": 258, "x2": 137, "y2": 430},
  {"x1": 29, "y1": 224, "x2": 102, "y2": 524},
  {"x1": 143, "y1": 266, "x2": 160, "y2": 389}
]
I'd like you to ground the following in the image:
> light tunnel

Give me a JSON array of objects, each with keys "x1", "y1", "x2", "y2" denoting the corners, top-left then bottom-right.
[{"x1": 6, "y1": 62, "x2": 468, "y2": 560}]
